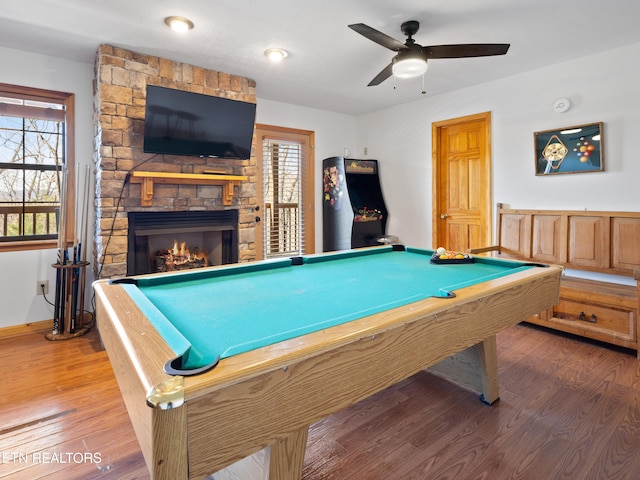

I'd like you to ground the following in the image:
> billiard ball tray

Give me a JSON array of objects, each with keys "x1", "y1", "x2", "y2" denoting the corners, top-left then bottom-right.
[{"x1": 430, "y1": 251, "x2": 475, "y2": 264}]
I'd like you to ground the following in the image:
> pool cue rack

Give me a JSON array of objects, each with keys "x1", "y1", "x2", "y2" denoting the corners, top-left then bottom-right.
[
  {"x1": 45, "y1": 260, "x2": 90, "y2": 340},
  {"x1": 46, "y1": 164, "x2": 92, "y2": 341}
]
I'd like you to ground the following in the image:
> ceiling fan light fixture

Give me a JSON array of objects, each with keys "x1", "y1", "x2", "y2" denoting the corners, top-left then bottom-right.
[
  {"x1": 392, "y1": 57, "x2": 428, "y2": 79},
  {"x1": 264, "y1": 48, "x2": 289, "y2": 62},
  {"x1": 164, "y1": 16, "x2": 194, "y2": 33}
]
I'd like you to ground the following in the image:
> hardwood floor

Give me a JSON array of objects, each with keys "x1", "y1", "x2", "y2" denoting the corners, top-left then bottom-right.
[{"x1": 2, "y1": 323, "x2": 640, "y2": 479}]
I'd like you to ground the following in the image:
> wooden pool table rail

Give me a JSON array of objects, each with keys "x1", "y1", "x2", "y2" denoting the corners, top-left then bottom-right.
[{"x1": 95, "y1": 261, "x2": 562, "y2": 480}]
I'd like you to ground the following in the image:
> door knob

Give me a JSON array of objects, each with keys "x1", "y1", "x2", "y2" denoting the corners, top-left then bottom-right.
[
  {"x1": 440, "y1": 213, "x2": 448, "y2": 219},
  {"x1": 255, "y1": 216, "x2": 261, "y2": 222}
]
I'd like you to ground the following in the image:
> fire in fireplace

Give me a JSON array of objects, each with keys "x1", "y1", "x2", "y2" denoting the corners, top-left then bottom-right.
[
  {"x1": 156, "y1": 240, "x2": 208, "y2": 272},
  {"x1": 127, "y1": 210, "x2": 238, "y2": 276}
]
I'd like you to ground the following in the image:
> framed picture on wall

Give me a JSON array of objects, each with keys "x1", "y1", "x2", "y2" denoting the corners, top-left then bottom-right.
[{"x1": 534, "y1": 122, "x2": 604, "y2": 175}]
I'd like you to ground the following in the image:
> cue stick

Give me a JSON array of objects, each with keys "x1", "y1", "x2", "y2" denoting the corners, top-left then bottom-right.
[
  {"x1": 69, "y1": 246, "x2": 78, "y2": 333},
  {"x1": 69, "y1": 167, "x2": 79, "y2": 333},
  {"x1": 52, "y1": 231, "x2": 62, "y2": 334},
  {"x1": 69, "y1": 163, "x2": 84, "y2": 333},
  {"x1": 60, "y1": 166, "x2": 72, "y2": 334},
  {"x1": 77, "y1": 165, "x2": 91, "y2": 328},
  {"x1": 75, "y1": 165, "x2": 91, "y2": 330},
  {"x1": 60, "y1": 165, "x2": 70, "y2": 335},
  {"x1": 53, "y1": 165, "x2": 68, "y2": 335},
  {"x1": 52, "y1": 165, "x2": 66, "y2": 334}
]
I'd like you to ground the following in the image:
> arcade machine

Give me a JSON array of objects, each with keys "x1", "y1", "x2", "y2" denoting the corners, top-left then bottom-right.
[{"x1": 322, "y1": 156, "x2": 390, "y2": 252}]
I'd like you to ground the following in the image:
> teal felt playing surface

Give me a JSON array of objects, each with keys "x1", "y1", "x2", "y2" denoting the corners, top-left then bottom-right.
[{"x1": 123, "y1": 247, "x2": 533, "y2": 371}]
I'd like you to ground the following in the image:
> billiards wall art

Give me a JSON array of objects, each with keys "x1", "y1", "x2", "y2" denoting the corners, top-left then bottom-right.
[
  {"x1": 534, "y1": 122, "x2": 604, "y2": 175},
  {"x1": 322, "y1": 156, "x2": 389, "y2": 251}
]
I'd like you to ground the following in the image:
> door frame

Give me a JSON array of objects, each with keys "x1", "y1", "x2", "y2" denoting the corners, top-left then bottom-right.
[
  {"x1": 431, "y1": 111, "x2": 493, "y2": 249},
  {"x1": 254, "y1": 124, "x2": 315, "y2": 260}
]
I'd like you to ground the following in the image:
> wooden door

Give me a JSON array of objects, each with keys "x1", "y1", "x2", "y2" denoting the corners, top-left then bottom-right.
[
  {"x1": 432, "y1": 112, "x2": 492, "y2": 252},
  {"x1": 255, "y1": 124, "x2": 315, "y2": 261}
]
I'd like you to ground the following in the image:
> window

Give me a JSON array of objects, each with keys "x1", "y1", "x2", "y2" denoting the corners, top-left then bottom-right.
[
  {"x1": 255, "y1": 125, "x2": 314, "y2": 259},
  {"x1": 0, "y1": 83, "x2": 74, "y2": 251}
]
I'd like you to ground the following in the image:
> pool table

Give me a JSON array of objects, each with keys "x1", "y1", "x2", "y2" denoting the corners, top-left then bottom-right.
[{"x1": 94, "y1": 245, "x2": 562, "y2": 480}]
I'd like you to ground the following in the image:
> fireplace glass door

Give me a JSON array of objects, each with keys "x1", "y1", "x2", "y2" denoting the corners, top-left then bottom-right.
[{"x1": 128, "y1": 210, "x2": 238, "y2": 276}]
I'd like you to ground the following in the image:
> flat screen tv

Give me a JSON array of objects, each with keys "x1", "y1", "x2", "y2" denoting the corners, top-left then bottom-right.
[{"x1": 143, "y1": 85, "x2": 256, "y2": 159}]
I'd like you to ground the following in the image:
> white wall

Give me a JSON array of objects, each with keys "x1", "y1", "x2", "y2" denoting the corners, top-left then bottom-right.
[{"x1": 355, "y1": 42, "x2": 640, "y2": 250}]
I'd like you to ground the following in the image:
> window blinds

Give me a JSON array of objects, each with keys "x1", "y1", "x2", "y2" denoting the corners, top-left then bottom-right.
[{"x1": 262, "y1": 139, "x2": 305, "y2": 258}]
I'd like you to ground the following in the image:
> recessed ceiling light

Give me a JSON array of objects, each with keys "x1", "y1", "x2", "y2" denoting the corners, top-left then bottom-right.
[
  {"x1": 264, "y1": 48, "x2": 289, "y2": 62},
  {"x1": 164, "y1": 16, "x2": 194, "y2": 33}
]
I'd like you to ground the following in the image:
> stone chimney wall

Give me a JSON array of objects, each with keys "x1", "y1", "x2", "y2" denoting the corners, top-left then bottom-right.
[{"x1": 93, "y1": 45, "x2": 258, "y2": 278}]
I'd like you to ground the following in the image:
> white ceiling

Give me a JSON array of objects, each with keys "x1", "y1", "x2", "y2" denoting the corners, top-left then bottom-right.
[{"x1": 1, "y1": 0, "x2": 639, "y2": 116}]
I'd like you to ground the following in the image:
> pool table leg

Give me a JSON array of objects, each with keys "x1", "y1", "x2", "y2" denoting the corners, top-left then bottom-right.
[
  {"x1": 268, "y1": 425, "x2": 310, "y2": 480},
  {"x1": 475, "y1": 336, "x2": 500, "y2": 405},
  {"x1": 427, "y1": 335, "x2": 500, "y2": 405}
]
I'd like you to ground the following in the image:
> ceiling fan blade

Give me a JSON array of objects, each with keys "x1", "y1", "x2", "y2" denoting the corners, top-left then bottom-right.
[
  {"x1": 349, "y1": 23, "x2": 407, "y2": 51},
  {"x1": 423, "y1": 44, "x2": 510, "y2": 59},
  {"x1": 367, "y1": 63, "x2": 394, "y2": 86}
]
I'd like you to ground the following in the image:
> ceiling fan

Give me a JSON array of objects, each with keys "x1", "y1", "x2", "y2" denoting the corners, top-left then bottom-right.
[{"x1": 348, "y1": 21, "x2": 510, "y2": 86}]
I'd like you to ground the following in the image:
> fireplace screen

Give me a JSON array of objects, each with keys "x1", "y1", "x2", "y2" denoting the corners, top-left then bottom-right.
[{"x1": 127, "y1": 210, "x2": 238, "y2": 276}]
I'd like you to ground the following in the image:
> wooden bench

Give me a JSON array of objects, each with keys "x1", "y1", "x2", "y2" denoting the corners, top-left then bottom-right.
[{"x1": 469, "y1": 204, "x2": 640, "y2": 356}]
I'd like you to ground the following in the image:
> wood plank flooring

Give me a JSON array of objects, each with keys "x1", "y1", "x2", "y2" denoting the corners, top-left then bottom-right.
[{"x1": 1, "y1": 323, "x2": 640, "y2": 479}]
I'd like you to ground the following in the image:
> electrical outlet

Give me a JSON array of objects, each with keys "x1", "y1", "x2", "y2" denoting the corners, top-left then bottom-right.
[{"x1": 37, "y1": 280, "x2": 49, "y2": 295}]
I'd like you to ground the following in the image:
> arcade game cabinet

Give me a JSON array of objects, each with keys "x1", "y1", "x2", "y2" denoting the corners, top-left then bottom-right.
[{"x1": 323, "y1": 157, "x2": 389, "y2": 252}]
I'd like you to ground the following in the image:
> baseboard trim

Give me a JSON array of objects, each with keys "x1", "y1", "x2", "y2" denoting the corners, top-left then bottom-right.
[{"x1": 0, "y1": 319, "x2": 52, "y2": 339}]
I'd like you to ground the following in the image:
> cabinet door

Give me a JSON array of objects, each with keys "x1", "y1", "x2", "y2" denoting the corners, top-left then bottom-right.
[{"x1": 568, "y1": 215, "x2": 609, "y2": 269}]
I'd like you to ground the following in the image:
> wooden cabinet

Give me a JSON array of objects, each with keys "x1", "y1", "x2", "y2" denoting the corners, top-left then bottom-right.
[{"x1": 470, "y1": 205, "x2": 640, "y2": 357}]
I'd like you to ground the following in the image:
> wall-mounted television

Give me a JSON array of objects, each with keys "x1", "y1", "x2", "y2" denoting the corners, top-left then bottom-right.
[{"x1": 143, "y1": 85, "x2": 256, "y2": 160}]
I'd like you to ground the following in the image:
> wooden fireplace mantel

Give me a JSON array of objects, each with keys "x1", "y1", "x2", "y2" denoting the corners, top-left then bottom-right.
[{"x1": 129, "y1": 171, "x2": 247, "y2": 206}]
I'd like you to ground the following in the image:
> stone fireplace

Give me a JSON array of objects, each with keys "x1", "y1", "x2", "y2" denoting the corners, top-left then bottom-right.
[{"x1": 93, "y1": 45, "x2": 258, "y2": 279}]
